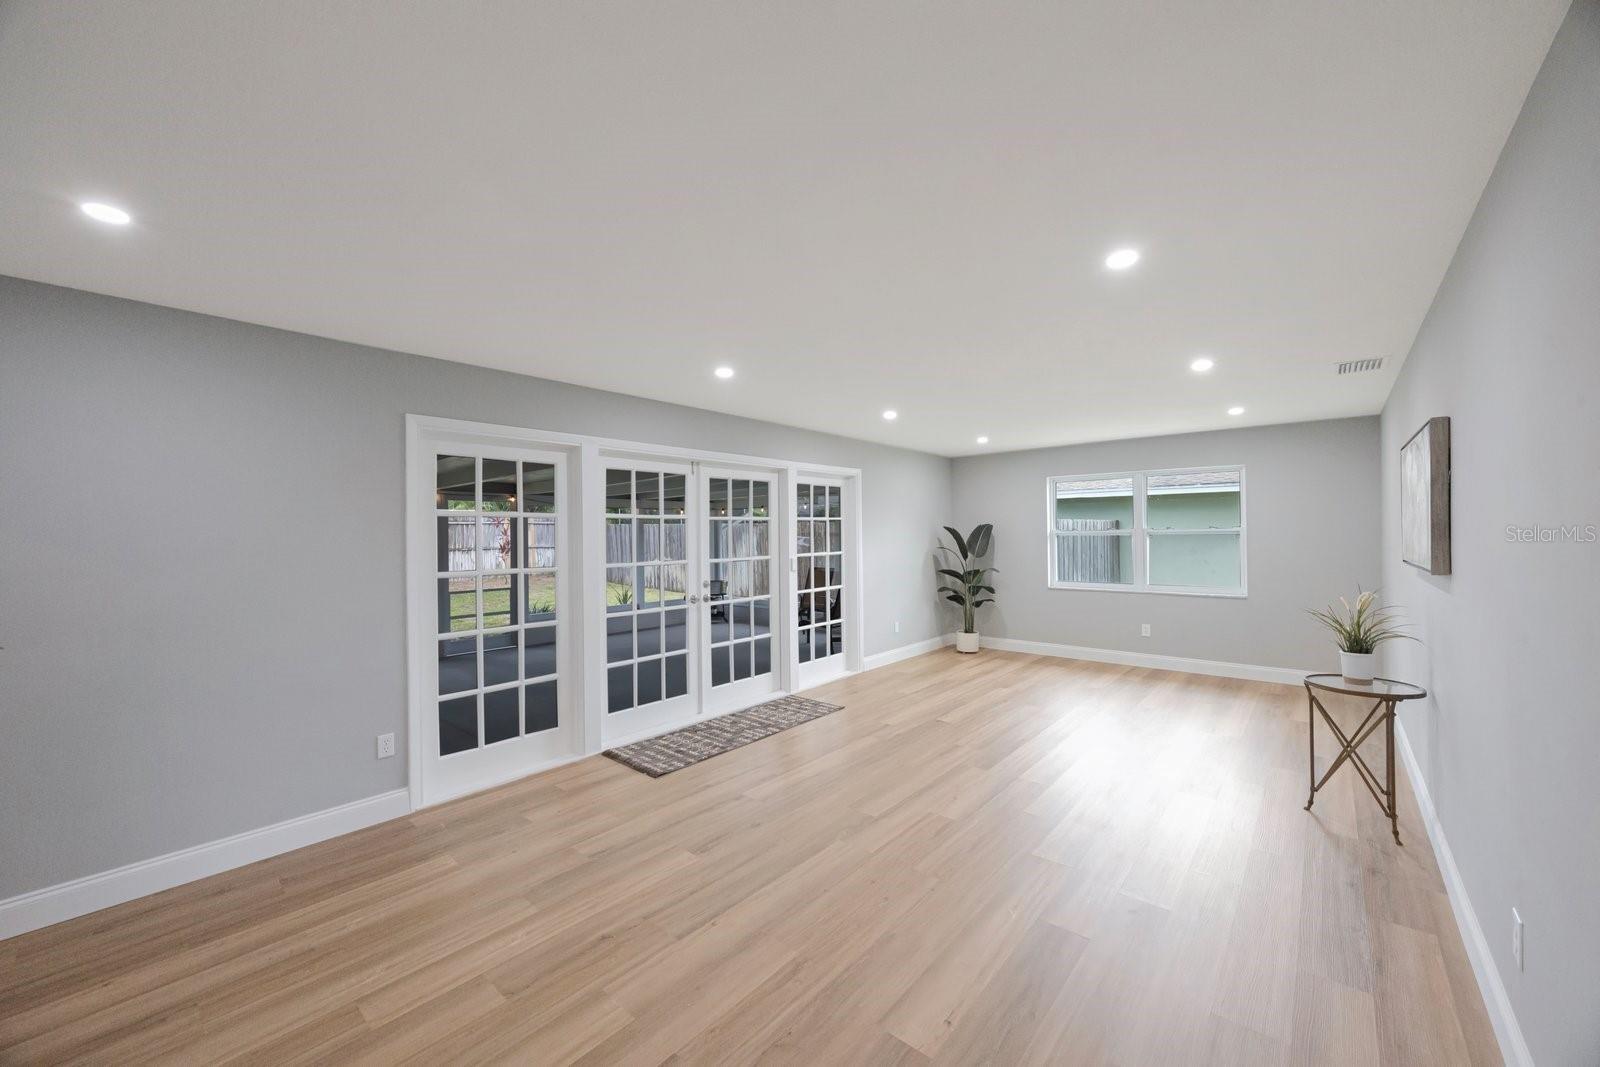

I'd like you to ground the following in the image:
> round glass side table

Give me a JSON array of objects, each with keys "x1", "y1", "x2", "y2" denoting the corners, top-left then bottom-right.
[{"x1": 1302, "y1": 674, "x2": 1427, "y2": 845}]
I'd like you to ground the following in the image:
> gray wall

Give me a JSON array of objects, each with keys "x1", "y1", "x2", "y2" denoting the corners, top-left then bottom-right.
[
  {"x1": 952, "y1": 418, "x2": 1380, "y2": 670},
  {"x1": 1379, "y1": 3, "x2": 1600, "y2": 1062},
  {"x1": 0, "y1": 276, "x2": 953, "y2": 898}
]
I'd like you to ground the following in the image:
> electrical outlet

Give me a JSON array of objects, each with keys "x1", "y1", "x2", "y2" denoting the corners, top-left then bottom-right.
[
  {"x1": 1140, "y1": 623, "x2": 1152, "y2": 638},
  {"x1": 1512, "y1": 908, "x2": 1524, "y2": 971},
  {"x1": 377, "y1": 733, "x2": 396, "y2": 759}
]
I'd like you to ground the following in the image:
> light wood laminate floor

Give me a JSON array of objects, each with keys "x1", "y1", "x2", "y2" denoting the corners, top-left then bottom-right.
[{"x1": 0, "y1": 651, "x2": 1499, "y2": 1065}]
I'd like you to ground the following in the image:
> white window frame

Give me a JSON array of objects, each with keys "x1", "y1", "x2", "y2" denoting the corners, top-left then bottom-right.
[{"x1": 1045, "y1": 464, "x2": 1247, "y2": 598}]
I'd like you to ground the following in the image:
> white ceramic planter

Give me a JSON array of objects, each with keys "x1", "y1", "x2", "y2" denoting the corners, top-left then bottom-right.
[
  {"x1": 1339, "y1": 651, "x2": 1376, "y2": 683},
  {"x1": 955, "y1": 631, "x2": 981, "y2": 654}
]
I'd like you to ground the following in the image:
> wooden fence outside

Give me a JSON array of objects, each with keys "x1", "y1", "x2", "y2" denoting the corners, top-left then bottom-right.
[{"x1": 1055, "y1": 518, "x2": 1122, "y2": 583}]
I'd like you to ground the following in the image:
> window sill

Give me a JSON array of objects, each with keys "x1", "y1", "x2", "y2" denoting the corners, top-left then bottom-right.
[{"x1": 1046, "y1": 582, "x2": 1248, "y2": 600}]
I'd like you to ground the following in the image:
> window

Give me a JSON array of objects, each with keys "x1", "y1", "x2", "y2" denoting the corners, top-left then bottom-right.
[{"x1": 1048, "y1": 467, "x2": 1245, "y2": 595}]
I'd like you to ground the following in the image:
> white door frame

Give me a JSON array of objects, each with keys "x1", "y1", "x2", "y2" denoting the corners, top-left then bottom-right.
[{"x1": 406, "y1": 414, "x2": 865, "y2": 810}]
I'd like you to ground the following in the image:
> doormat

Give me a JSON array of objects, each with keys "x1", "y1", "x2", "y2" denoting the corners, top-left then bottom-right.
[{"x1": 604, "y1": 695, "x2": 843, "y2": 777}]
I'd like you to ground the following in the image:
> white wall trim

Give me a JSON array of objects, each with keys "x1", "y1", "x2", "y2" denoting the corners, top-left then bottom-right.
[
  {"x1": 1395, "y1": 721, "x2": 1532, "y2": 1067},
  {"x1": 0, "y1": 789, "x2": 412, "y2": 941},
  {"x1": 861, "y1": 635, "x2": 950, "y2": 671},
  {"x1": 972, "y1": 634, "x2": 1311, "y2": 686}
]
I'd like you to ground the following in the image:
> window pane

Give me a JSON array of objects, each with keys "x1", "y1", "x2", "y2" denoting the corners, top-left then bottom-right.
[
  {"x1": 437, "y1": 636, "x2": 476, "y2": 695},
  {"x1": 827, "y1": 485, "x2": 841, "y2": 517},
  {"x1": 481, "y1": 573, "x2": 514, "y2": 629},
  {"x1": 438, "y1": 516, "x2": 474, "y2": 572},
  {"x1": 660, "y1": 564, "x2": 686, "y2": 605},
  {"x1": 479, "y1": 517, "x2": 515, "y2": 570},
  {"x1": 751, "y1": 520, "x2": 769, "y2": 557},
  {"x1": 636, "y1": 471, "x2": 660, "y2": 516},
  {"x1": 731, "y1": 520, "x2": 751, "y2": 559},
  {"x1": 606, "y1": 518, "x2": 634, "y2": 564},
  {"x1": 606, "y1": 469, "x2": 632, "y2": 513},
  {"x1": 1054, "y1": 532, "x2": 1133, "y2": 584},
  {"x1": 607, "y1": 665, "x2": 632, "y2": 713},
  {"x1": 526, "y1": 517, "x2": 557, "y2": 569},
  {"x1": 664, "y1": 608, "x2": 687, "y2": 652},
  {"x1": 637, "y1": 660, "x2": 662, "y2": 705},
  {"x1": 753, "y1": 636, "x2": 771, "y2": 676},
  {"x1": 636, "y1": 565, "x2": 661, "y2": 606},
  {"x1": 711, "y1": 644, "x2": 731, "y2": 686},
  {"x1": 606, "y1": 567, "x2": 633, "y2": 612},
  {"x1": 733, "y1": 640, "x2": 753, "y2": 680},
  {"x1": 483, "y1": 630, "x2": 518, "y2": 686},
  {"x1": 661, "y1": 519, "x2": 687, "y2": 561},
  {"x1": 606, "y1": 612, "x2": 632, "y2": 661},
  {"x1": 797, "y1": 629, "x2": 812, "y2": 663},
  {"x1": 732, "y1": 480, "x2": 750, "y2": 517},
  {"x1": 525, "y1": 570, "x2": 557, "y2": 622},
  {"x1": 436, "y1": 455, "x2": 475, "y2": 510},
  {"x1": 752, "y1": 560, "x2": 769, "y2": 597},
  {"x1": 484, "y1": 686, "x2": 519, "y2": 745},
  {"x1": 437, "y1": 576, "x2": 475, "y2": 634},
  {"x1": 1054, "y1": 476, "x2": 1134, "y2": 531},
  {"x1": 1147, "y1": 470, "x2": 1242, "y2": 530},
  {"x1": 664, "y1": 654, "x2": 688, "y2": 698},
  {"x1": 751, "y1": 597, "x2": 771, "y2": 638},
  {"x1": 709, "y1": 478, "x2": 729, "y2": 518},
  {"x1": 663, "y1": 474, "x2": 687, "y2": 516},
  {"x1": 636, "y1": 518, "x2": 660, "y2": 562},
  {"x1": 796, "y1": 484, "x2": 812, "y2": 518},
  {"x1": 482, "y1": 459, "x2": 518, "y2": 512},
  {"x1": 439, "y1": 696, "x2": 477, "y2": 755},
  {"x1": 752, "y1": 481, "x2": 769, "y2": 517},
  {"x1": 523, "y1": 624, "x2": 557, "y2": 679},
  {"x1": 1148, "y1": 532, "x2": 1242, "y2": 589},
  {"x1": 636, "y1": 611, "x2": 662, "y2": 657},
  {"x1": 522, "y1": 462, "x2": 555, "y2": 513},
  {"x1": 525, "y1": 680, "x2": 558, "y2": 734}
]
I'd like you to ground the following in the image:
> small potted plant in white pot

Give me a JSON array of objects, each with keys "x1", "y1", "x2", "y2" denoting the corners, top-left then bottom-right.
[
  {"x1": 937, "y1": 524, "x2": 996, "y2": 653},
  {"x1": 1308, "y1": 589, "x2": 1412, "y2": 682}
]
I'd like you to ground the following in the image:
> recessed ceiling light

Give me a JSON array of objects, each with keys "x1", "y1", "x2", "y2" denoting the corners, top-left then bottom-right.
[
  {"x1": 1104, "y1": 247, "x2": 1140, "y2": 271},
  {"x1": 713, "y1": 366, "x2": 735, "y2": 379},
  {"x1": 976, "y1": 436, "x2": 989, "y2": 445},
  {"x1": 80, "y1": 202, "x2": 132, "y2": 226},
  {"x1": 882, "y1": 410, "x2": 898, "y2": 421},
  {"x1": 1190, "y1": 357, "x2": 1215, "y2": 373},
  {"x1": 1228, "y1": 406, "x2": 1245, "y2": 416}
]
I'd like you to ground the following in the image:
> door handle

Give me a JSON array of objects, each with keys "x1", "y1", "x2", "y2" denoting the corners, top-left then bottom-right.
[{"x1": 687, "y1": 594, "x2": 699, "y2": 604}]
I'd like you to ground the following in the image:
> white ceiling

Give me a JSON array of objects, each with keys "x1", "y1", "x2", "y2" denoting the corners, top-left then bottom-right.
[{"x1": 0, "y1": 1, "x2": 1567, "y2": 456}]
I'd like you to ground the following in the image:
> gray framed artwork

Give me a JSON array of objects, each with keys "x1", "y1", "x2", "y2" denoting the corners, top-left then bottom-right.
[{"x1": 1401, "y1": 416, "x2": 1451, "y2": 574}]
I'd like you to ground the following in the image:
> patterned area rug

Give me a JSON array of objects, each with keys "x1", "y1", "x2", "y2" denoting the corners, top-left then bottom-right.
[{"x1": 604, "y1": 695, "x2": 844, "y2": 777}]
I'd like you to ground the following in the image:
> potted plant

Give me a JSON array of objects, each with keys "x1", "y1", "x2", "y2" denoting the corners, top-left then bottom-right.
[
  {"x1": 1308, "y1": 589, "x2": 1412, "y2": 682},
  {"x1": 937, "y1": 524, "x2": 996, "y2": 654}
]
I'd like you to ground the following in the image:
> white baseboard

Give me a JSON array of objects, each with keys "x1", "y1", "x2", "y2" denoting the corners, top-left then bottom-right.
[
  {"x1": 0, "y1": 789, "x2": 412, "y2": 941},
  {"x1": 970, "y1": 634, "x2": 1311, "y2": 686},
  {"x1": 1395, "y1": 722, "x2": 1531, "y2": 1067},
  {"x1": 862, "y1": 635, "x2": 950, "y2": 671}
]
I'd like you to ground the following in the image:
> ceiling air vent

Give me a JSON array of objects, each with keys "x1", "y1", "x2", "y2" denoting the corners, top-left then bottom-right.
[{"x1": 1336, "y1": 357, "x2": 1385, "y2": 375}]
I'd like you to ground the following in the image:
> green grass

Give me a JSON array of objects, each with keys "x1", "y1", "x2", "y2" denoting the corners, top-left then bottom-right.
[{"x1": 447, "y1": 576, "x2": 681, "y2": 632}]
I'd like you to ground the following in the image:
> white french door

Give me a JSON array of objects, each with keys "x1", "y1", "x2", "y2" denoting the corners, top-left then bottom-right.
[
  {"x1": 600, "y1": 461, "x2": 700, "y2": 742},
  {"x1": 421, "y1": 444, "x2": 575, "y2": 804},
  {"x1": 409, "y1": 415, "x2": 864, "y2": 803},
  {"x1": 796, "y1": 478, "x2": 848, "y2": 688},
  {"x1": 699, "y1": 468, "x2": 778, "y2": 716}
]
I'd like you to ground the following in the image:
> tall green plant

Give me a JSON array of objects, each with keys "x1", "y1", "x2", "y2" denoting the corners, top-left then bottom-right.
[
  {"x1": 1307, "y1": 589, "x2": 1413, "y2": 654},
  {"x1": 937, "y1": 524, "x2": 996, "y2": 635}
]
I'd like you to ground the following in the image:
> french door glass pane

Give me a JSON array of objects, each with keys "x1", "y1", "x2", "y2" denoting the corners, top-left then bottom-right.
[
  {"x1": 796, "y1": 482, "x2": 845, "y2": 666},
  {"x1": 605, "y1": 468, "x2": 691, "y2": 714},
  {"x1": 706, "y1": 476, "x2": 774, "y2": 688},
  {"x1": 433, "y1": 451, "x2": 561, "y2": 757}
]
